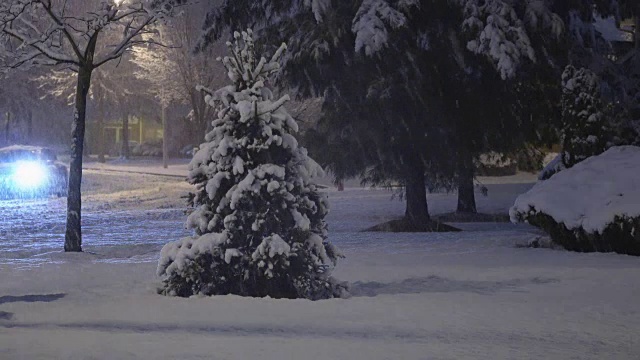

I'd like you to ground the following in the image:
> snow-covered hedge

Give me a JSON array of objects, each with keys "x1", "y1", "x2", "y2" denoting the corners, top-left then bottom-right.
[
  {"x1": 157, "y1": 30, "x2": 347, "y2": 299},
  {"x1": 511, "y1": 146, "x2": 640, "y2": 255}
]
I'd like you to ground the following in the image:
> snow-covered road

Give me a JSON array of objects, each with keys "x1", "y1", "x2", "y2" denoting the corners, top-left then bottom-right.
[
  {"x1": 0, "y1": 200, "x2": 188, "y2": 267},
  {"x1": 1, "y1": 165, "x2": 639, "y2": 359},
  {"x1": 0, "y1": 169, "x2": 192, "y2": 268}
]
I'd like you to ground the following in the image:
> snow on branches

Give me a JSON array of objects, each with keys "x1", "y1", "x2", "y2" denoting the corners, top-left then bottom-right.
[
  {"x1": 523, "y1": 0, "x2": 563, "y2": 36},
  {"x1": 349, "y1": 0, "x2": 562, "y2": 78},
  {"x1": 0, "y1": 0, "x2": 179, "y2": 71},
  {"x1": 305, "y1": 0, "x2": 331, "y2": 22},
  {"x1": 352, "y1": 0, "x2": 418, "y2": 56},
  {"x1": 460, "y1": 0, "x2": 563, "y2": 79},
  {"x1": 158, "y1": 29, "x2": 346, "y2": 300},
  {"x1": 461, "y1": 0, "x2": 536, "y2": 79}
]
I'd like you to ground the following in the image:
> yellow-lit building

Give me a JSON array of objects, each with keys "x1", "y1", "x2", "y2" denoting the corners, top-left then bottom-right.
[{"x1": 87, "y1": 115, "x2": 163, "y2": 154}]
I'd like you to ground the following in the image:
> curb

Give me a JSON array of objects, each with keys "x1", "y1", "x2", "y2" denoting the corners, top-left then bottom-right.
[{"x1": 83, "y1": 166, "x2": 186, "y2": 179}]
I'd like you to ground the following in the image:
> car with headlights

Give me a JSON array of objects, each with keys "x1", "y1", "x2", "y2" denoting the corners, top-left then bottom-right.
[{"x1": 0, "y1": 145, "x2": 68, "y2": 198}]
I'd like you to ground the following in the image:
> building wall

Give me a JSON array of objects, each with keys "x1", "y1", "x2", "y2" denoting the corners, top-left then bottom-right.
[{"x1": 86, "y1": 115, "x2": 163, "y2": 155}]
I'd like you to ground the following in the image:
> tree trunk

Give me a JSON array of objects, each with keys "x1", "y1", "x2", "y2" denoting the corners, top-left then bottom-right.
[
  {"x1": 190, "y1": 91, "x2": 206, "y2": 146},
  {"x1": 65, "y1": 66, "x2": 92, "y2": 252},
  {"x1": 404, "y1": 162, "x2": 430, "y2": 227},
  {"x1": 456, "y1": 150, "x2": 477, "y2": 214},
  {"x1": 121, "y1": 112, "x2": 129, "y2": 159},
  {"x1": 162, "y1": 103, "x2": 168, "y2": 168}
]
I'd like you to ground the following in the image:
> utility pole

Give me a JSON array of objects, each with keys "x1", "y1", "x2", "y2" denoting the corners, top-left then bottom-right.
[
  {"x1": 635, "y1": 14, "x2": 639, "y2": 51},
  {"x1": 161, "y1": 28, "x2": 169, "y2": 169},
  {"x1": 4, "y1": 112, "x2": 10, "y2": 144},
  {"x1": 162, "y1": 92, "x2": 168, "y2": 168}
]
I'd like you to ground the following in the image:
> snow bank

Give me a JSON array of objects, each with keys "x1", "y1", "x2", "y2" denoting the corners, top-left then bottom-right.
[{"x1": 511, "y1": 146, "x2": 640, "y2": 233}]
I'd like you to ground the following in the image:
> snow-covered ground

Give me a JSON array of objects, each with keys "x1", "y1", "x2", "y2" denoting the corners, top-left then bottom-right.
[{"x1": 1, "y1": 161, "x2": 639, "y2": 359}]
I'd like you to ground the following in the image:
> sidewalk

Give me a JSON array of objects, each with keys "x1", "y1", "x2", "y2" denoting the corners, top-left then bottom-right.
[
  {"x1": 82, "y1": 158, "x2": 342, "y2": 188},
  {"x1": 82, "y1": 157, "x2": 190, "y2": 178}
]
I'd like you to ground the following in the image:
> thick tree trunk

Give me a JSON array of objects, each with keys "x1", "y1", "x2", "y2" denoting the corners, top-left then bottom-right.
[
  {"x1": 190, "y1": 91, "x2": 207, "y2": 146},
  {"x1": 121, "y1": 112, "x2": 130, "y2": 159},
  {"x1": 65, "y1": 66, "x2": 93, "y2": 252},
  {"x1": 404, "y1": 162, "x2": 430, "y2": 227},
  {"x1": 456, "y1": 150, "x2": 477, "y2": 213}
]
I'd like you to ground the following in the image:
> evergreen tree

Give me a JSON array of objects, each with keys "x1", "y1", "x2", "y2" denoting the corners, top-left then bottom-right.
[
  {"x1": 199, "y1": 1, "x2": 565, "y2": 222},
  {"x1": 157, "y1": 30, "x2": 346, "y2": 299},
  {"x1": 560, "y1": 65, "x2": 615, "y2": 167},
  {"x1": 202, "y1": 0, "x2": 456, "y2": 230},
  {"x1": 553, "y1": 0, "x2": 640, "y2": 168}
]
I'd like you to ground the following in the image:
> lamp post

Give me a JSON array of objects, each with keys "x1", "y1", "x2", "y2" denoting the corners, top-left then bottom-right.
[{"x1": 160, "y1": 28, "x2": 169, "y2": 169}]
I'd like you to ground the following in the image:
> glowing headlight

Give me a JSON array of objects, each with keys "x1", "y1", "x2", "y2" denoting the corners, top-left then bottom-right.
[{"x1": 13, "y1": 162, "x2": 48, "y2": 190}]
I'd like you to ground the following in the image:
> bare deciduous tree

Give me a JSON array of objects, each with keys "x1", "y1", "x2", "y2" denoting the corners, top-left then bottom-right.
[
  {"x1": 133, "y1": 2, "x2": 224, "y2": 154},
  {"x1": 0, "y1": 0, "x2": 180, "y2": 252}
]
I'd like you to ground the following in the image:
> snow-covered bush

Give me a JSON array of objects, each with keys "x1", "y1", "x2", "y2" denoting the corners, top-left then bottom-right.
[
  {"x1": 157, "y1": 30, "x2": 346, "y2": 299},
  {"x1": 511, "y1": 146, "x2": 640, "y2": 255}
]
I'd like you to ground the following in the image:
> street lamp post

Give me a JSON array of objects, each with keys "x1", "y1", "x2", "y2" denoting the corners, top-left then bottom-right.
[{"x1": 160, "y1": 29, "x2": 169, "y2": 169}]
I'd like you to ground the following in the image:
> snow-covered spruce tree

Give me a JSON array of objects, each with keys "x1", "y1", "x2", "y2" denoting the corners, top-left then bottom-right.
[
  {"x1": 560, "y1": 65, "x2": 616, "y2": 168},
  {"x1": 157, "y1": 30, "x2": 346, "y2": 300}
]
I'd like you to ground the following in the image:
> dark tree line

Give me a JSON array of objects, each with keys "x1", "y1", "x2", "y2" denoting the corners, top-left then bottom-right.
[
  {"x1": 194, "y1": 0, "x2": 639, "y2": 230},
  {"x1": 196, "y1": 1, "x2": 550, "y2": 229}
]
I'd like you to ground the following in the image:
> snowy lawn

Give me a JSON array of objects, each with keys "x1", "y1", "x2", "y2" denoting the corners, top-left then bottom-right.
[{"x1": 0, "y1": 165, "x2": 639, "y2": 359}]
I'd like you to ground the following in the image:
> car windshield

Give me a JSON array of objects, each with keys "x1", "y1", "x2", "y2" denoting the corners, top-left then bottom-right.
[
  {"x1": 0, "y1": 149, "x2": 39, "y2": 163},
  {"x1": 39, "y1": 149, "x2": 57, "y2": 162}
]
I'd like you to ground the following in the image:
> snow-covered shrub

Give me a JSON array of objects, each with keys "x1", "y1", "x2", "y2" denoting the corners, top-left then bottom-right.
[
  {"x1": 157, "y1": 30, "x2": 346, "y2": 299},
  {"x1": 511, "y1": 146, "x2": 640, "y2": 255}
]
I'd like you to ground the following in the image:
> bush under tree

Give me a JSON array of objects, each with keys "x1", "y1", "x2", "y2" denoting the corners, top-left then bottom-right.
[{"x1": 157, "y1": 30, "x2": 346, "y2": 299}]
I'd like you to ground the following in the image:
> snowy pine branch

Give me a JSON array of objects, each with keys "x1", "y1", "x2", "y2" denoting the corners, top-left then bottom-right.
[
  {"x1": 461, "y1": 0, "x2": 536, "y2": 79},
  {"x1": 352, "y1": 0, "x2": 416, "y2": 56}
]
